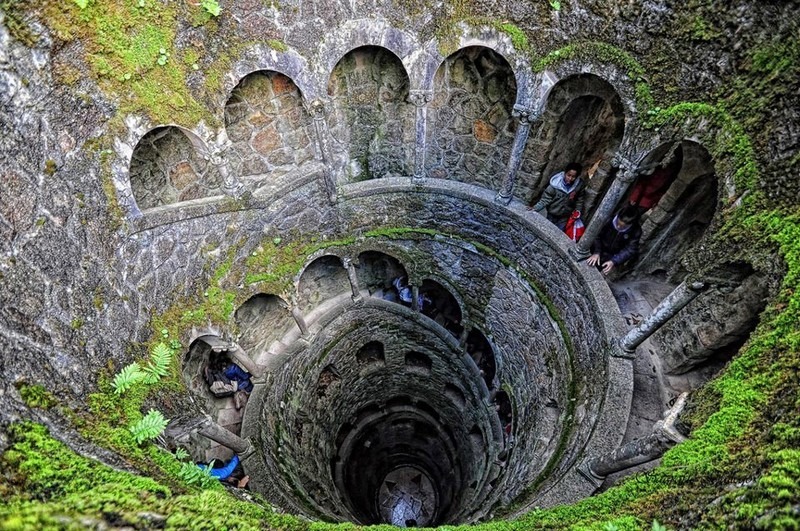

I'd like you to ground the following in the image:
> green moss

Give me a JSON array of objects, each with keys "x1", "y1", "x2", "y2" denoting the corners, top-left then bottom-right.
[
  {"x1": 0, "y1": 422, "x2": 307, "y2": 530},
  {"x1": 533, "y1": 41, "x2": 654, "y2": 113},
  {"x1": 490, "y1": 21, "x2": 530, "y2": 54},
  {"x1": 32, "y1": 1, "x2": 214, "y2": 126},
  {"x1": 645, "y1": 102, "x2": 759, "y2": 193},
  {"x1": 17, "y1": 384, "x2": 57, "y2": 410},
  {"x1": 0, "y1": 0, "x2": 38, "y2": 46},
  {"x1": 267, "y1": 39, "x2": 289, "y2": 52},
  {"x1": 43, "y1": 159, "x2": 57, "y2": 176}
]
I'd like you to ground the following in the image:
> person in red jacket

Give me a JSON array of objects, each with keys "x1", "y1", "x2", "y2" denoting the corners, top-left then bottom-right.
[{"x1": 628, "y1": 144, "x2": 683, "y2": 213}]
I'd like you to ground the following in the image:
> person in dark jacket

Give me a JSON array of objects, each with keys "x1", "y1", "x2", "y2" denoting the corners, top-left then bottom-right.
[
  {"x1": 529, "y1": 162, "x2": 585, "y2": 230},
  {"x1": 587, "y1": 205, "x2": 642, "y2": 275}
]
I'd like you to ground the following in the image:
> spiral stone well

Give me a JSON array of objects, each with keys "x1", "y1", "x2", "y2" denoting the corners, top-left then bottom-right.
[
  {"x1": 204, "y1": 179, "x2": 634, "y2": 525},
  {"x1": 6, "y1": 2, "x2": 791, "y2": 527}
]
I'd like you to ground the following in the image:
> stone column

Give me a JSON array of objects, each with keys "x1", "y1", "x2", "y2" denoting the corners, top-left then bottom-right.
[
  {"x1": 309, "y1": 99, "x2": 338, "y2": 204},
  {"x1": 619, "y1": 281, "x2": 706, "y2": 354},
  {"x1": 570, "y1": 153, "x2": 638, "y2": 261},
  {"x1": 291, "y1": 306, "x2": 310, "y2": 338},
  {"x1": 206, "y1": 143, "x2": 246, "y2": 199},
  {"x1": 579, "y1": 393, "x2": 688, "y2": 486},
  {"x1": 229, "y1": 343, "x2": 265, "y2": 378},
  {"x1": 411, "y1": 285, "x2": 420, "y2": 312},
  {"x1": 342, "y1": 257, "x2": 362, "y2": 302},
  {"x1": 496, "y1": 104, "x2": 540, "y2": 204},
  {"x1": 197, "y1": 416, "x2": 254, "y2": 456},
  {"x1": 408, "y1": 89, "x2": 434, "y2": 184}
]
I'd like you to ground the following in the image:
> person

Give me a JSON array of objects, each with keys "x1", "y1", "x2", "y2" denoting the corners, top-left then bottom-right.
[
  {"x1": 529, "y1": 162, "x2": 585, "y2": 230},
  {"x1": 388, "y1": 277, "x2": 430, "y2": 311},
  {"x1": 587, "y1": 205, "x2": 642, "y2": 275},
  {"x1": 628, "y1": 144, "x2": 683, "y2": 214}
]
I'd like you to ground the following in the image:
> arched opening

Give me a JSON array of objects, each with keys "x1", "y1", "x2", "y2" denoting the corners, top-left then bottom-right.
[
  {"x1": 419, "y1": 279, "x2": 463, "y2": 336},
  {"x1": 234, "y1": 293, "x2": 294, "y2": 359},
  {"x1": 356, "y1": 251, "x2": 408, "y2": 298},
  {"x1": 317, "y1": 365, "x2": 341, "y2": 398},
  {"x1": 224, "y1": 71, "x2": 315, "y2": 185},
  {"x1": 297, "y1": 255, "x2": 350, "y2": 312},
  {"x1": 466, "y1": 328, "x2": 496, "y2": 391},
  {"x1": 404, "y1": 351, "x2": 432, "y2": 374},
  {"x1": 630, "y1": 141, "x2": 717, "y2": 279},
  {"x1": 182, "y1": 335, "x2": 253, "y2": 463},
  {"x1": 524, "y1": 74, "x2": 625, "y2": 214},
  {"x1": 356, "y1": 341, "x2": 386, "y2": 367},
  {"x1": 427, "y1": 46, "x2": 517, "y2": 190},
  {"x1": 129, "y1": 126, "x2": 219, "y2": 210},
  {"x1": 327, "y1": 46, "x2": 413, "y2": 182}
]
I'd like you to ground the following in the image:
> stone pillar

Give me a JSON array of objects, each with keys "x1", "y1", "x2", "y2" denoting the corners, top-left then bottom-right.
[
  {"x1": 411, "y1": 285, "x2": 420, "y2": 312},
  {"x1": 229, "y1": 343, "x2": 265, "y2": 378},
  {"x1": 206, "y1": 144, "x2": 245, "y2": 199},
  {"x1": 620, "y1": 281, "x2": 706, "y2": 354},
  {"x1": 408, "y1": 89, "x2": 434, "y2": 183},
  {"x1": 342, "y1": 257, "x2": 362, "y2": 302},
  {"x1": 579, "y1": 393, "x2": 688, "y2": 486},
  {"x1": 570, "y1": 153, "x2": 638, "y2": 261},
  {"x1": 309, "y1": 99, "x2": 338, "y2": 204},
  {"x1": 197, "y1": 416, "x2": 254, "y2": 456},
  {"x1": 495, "y1": 104, "x2": 540, "y2": 204},
  {"x1": 291, "y1": 306, "x2": 310, "y2": 338}
]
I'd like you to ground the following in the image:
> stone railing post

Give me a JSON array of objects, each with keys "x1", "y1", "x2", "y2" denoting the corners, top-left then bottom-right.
[
  {"x1": 291, "y1": 305, "x2": 310, "y2": 338},
  {"x1": 229, "y1": 343, "x2": 265, "y2": 378},
  {"x1": 408, "y1": 89, "x2": 434, "y2": 184},
  {"x1": 206, "y1": 143, "x2": 246, "y2": 199},
  {"x1": 342, "y1": 257, "x2": 362, "y2": 302},
  {"x1": 579, "y1": 393, "x2": 688, "y2": 486},
  {"x1": 570, "y1": 153, "x2": 638, "y2": 261},
  {"x1": 496, "y1": 104, "x2": 540, "y2": 204},
  {"x1": 309, "y1": 99, "x2": 338, "y2": 204},
  {"x1": 197, "y1": 416, "x2": 254, "y2": 457},
  {"x1": 619, "y1": 281, "x2": 706, "y2": 354}
]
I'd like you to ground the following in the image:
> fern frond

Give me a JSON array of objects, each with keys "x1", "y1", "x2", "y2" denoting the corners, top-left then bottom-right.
[
  {"x1": 178, "y1": 460, "x2": 217, "y2": 488},
  {"x1": 175, "y1": 447, "x2": 190, "y2": 461},
  {"x1": 142, "y1": 342, "x2": 172, "y2": 384},
  {"x1": 129, "y1": 409, "x2": 169, "y2": 445},
  {"x1": 112, "y1": 362, "x2": 145, "y2": 395}
]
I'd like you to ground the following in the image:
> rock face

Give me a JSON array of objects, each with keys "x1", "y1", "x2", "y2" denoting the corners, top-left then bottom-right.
[{"x1": 0, "y1": 0, "x2": 796, "y2": 526}]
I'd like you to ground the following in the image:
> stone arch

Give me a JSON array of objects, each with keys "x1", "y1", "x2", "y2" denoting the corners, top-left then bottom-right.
[
  {"x1": 355, "y1": 250, "x2": 408, "y2": 297},
  {"x1": 234, "y1": 293, "x2": 293, "y2": 361},
  {"x1": 224, "y1": 71, "x2": 316, "y2": 186},
  {"x1": 420, "y1": 278, "x2": 464, "y2": 337},
  {"x1": 627, "y1": 140, "x2": 717, "y2": 278},
  {"x1": 327, "y1": 46, "x2": 414, "y2": 182},
  {"x1": 297, "y1": 255, "x2": 350, "y2": 312},
  {"x1": 129, "y1": 126, "x2": 220, "y2": 210},
  {"x1": 525, "y1": 74, "x2": 625, "y2": 214},
  {"x1": 426, "y1": 46, "x2": 517, "y2": 191},
  {"x1": 226, "y1": 44, "x2": 318, "y2": 102}
]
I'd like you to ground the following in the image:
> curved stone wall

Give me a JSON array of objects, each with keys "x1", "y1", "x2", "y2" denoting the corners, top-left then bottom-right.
[{"x1": 123, "y1": 175, "x2": 633, "y2": 524}]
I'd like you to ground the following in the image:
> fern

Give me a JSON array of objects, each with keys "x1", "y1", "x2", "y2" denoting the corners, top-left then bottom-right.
[
  {"x1": 200, "y1": 0, "x2": 221, "y2": 17},
  {"x1": 142, "y1": 342, "x2": 172, "y2": 384},
  {"x1": 112, "y1": 362, "x2": 145, "y2": 395},
  {"x1": 179, "y1": 460, "x2": 218, "y2": 488},
  {"x1": 175, "y1": 447, "x2": 190, "y2": 461},
  {"x1": 129, "y1": 409, "x2": 169, "y2": 445}
]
